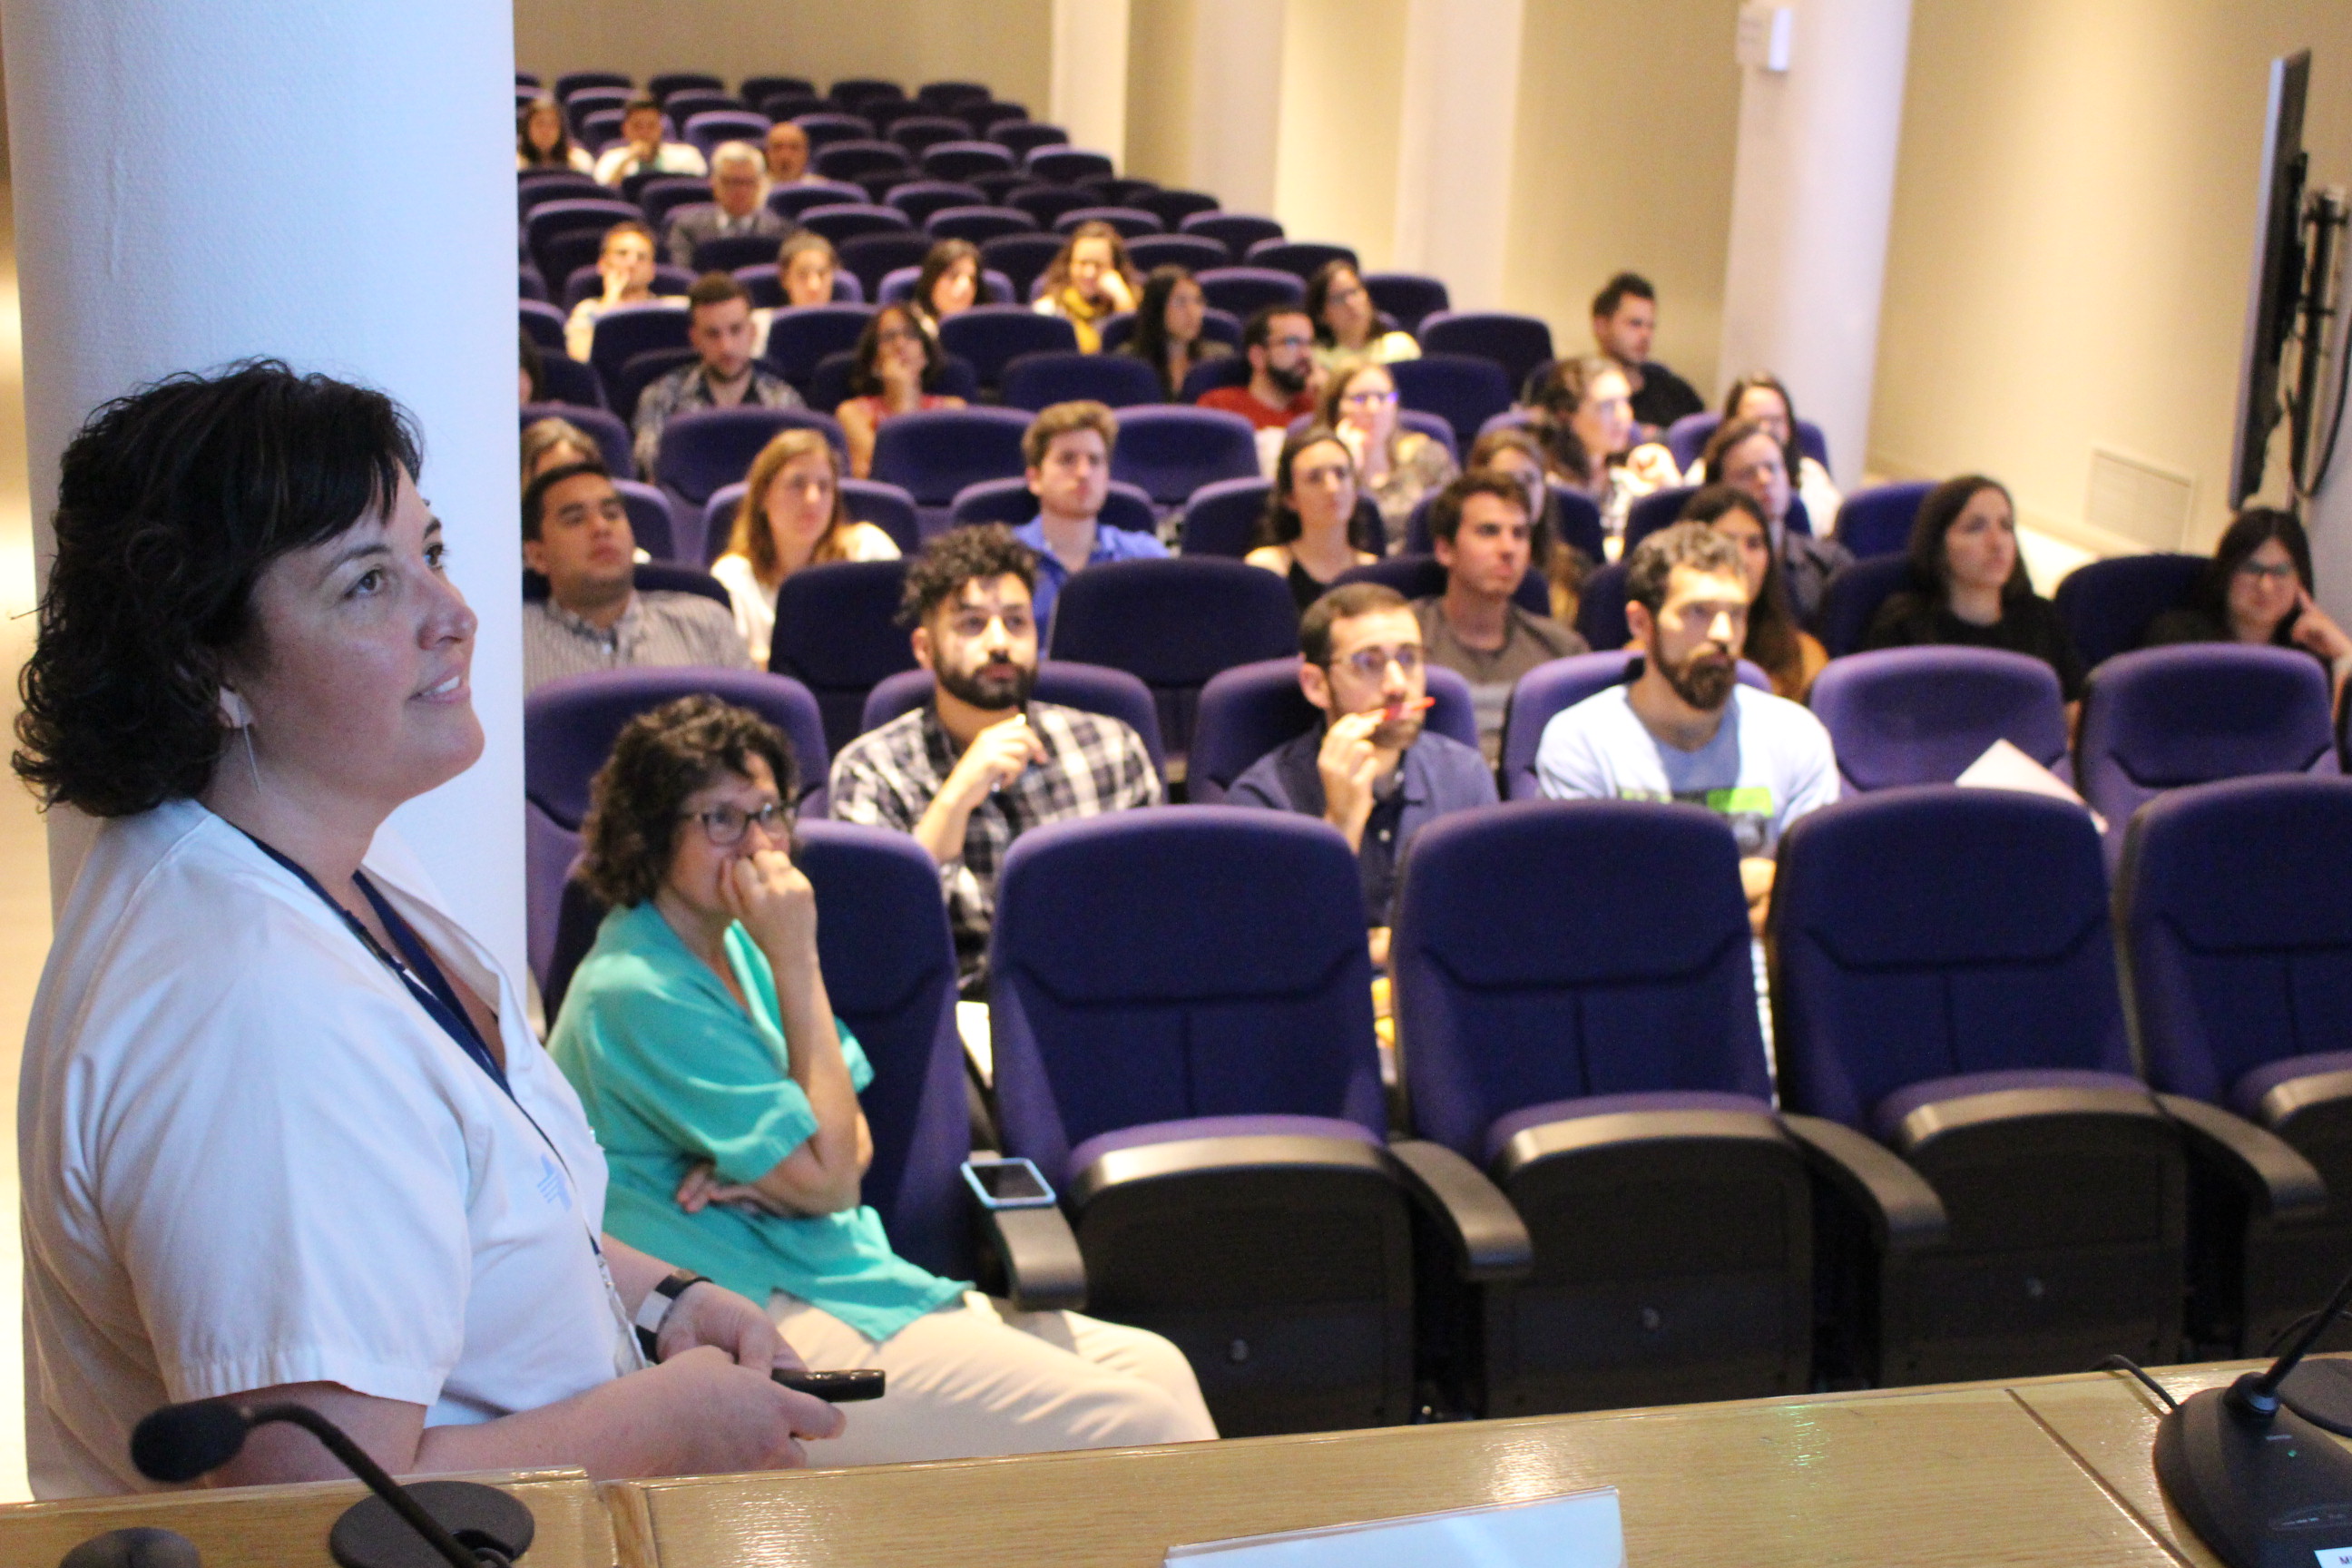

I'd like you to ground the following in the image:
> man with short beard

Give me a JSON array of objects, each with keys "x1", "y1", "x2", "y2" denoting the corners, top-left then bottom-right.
[
  {"x1": 1195, "y1": 305, "x2": 1320, "y2": 432},
  {"x1": 828, "y1": 525, "x2": 1161, "y2": 995},
  {"x1": 1534, "y1": 523, "x2": 1837, "y2": 934}
]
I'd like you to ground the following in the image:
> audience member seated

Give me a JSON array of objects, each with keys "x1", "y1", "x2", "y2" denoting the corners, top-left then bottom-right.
[
  {"x1": 518, "y1": 93, "x2": 593, "y2": 173},
  {"x1": 1325, "y1": 357, "x2": 1455, "y2": 551},
  {"x1": 1589, "y1": 270, "x2": 1704, "y2": 436},
  {"x1": 1526, "y1": 355, "x2": 1680, "y2": 545},
  {"x1": 1031, "y1": 220, "x2": 1141, "y2": 352},
  {"x1": 828, "y1": 527, "x2": 1161, "y2": 995},
  {"x1": 1010, "y1": 401, "x2": 1167, "y2": 634},
  {"x1": 1230, "y1": 583, "x2": 1494, "y2": 953},
  {"x1": 1413, "y1": 471, "x2": 1584, "y2": 759},
  {"x1": 566, "y1": 220, "x2": 686, "y2": 362},
  {"x1": 710, "y1": 431, "x2": 901, "y2": 665},
  {"x1": 837, "y1": 303, "x2": 969, "y2": 478},
  {"x1": 1691, "y1": 372, "x2": 1842, "y2": 531},
  {"x1": 15, "y1": 363, "x2": 840, "y2": 1495},
  {"x1": 1199, "y1": 305, "x2": 1322, "y2": 446},
  {"x1": 520, "y1": 328, "x2": 545, "y2": 406},
  {"x1": 1247, "y1": 425, "x2": 1378, "y2": 612},
  {"x1": 1696, "y1": 416, "x2": 1851, "y2": 622},
  {"x1": 1121, "y1": 265, "x2": 1230, "y2": 400},
  {"x1": 753, "y1": 231, "x2": 843, "y2": 359},
  {"x1": 767, "y1": 120, "x2": 823, "y2": 186},
  {"x1": 593, "y1": 93, "x2": 710, "y2": 186},
  {"x1": 1861, "y1": 473, "x2": 2086, "y2": 703},
  {"x1": 2143, "y1": 506, "x2": 2352, "y2": 696},
  {"x1": 667, "y1": 142, "x2": 789, "y2": 268},
  {"x1": 523, "y1": 461, "x2": 750, "y2": 691},
  {"x1": 1681, "y1": 484, "x2": 1826, "y2": 701},
  {"x1": 550, "y1": 696, "x2": 1215, "y2": 1464},
  {"x1": 1537, "y1": 523, "x2": 1838, "y2": 933},
  {"x1": 1469, "y1": 425, "x2": 1586, "y2": 621},
  {"x1": 907, "y1": 239, "x2": 983, "y2": 341},
  {"x1": 633, "y1": 274, "x2": 806, "y2": 477},
  {"x1": 524, "y1": 415, "x2": 602, "y2": 485},
  {"x1": 1305, "y1": 260, "x2": 1418, "y2": 372}
]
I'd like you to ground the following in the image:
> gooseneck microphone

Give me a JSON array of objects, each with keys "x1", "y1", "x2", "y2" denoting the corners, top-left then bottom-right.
[{"x1": 130, "y1": 1400, "x2": 533, "y2": 1568}]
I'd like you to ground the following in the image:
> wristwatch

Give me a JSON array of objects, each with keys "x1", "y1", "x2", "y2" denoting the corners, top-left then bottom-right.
[{"x1": 632, "y1": 1269, "x2": 710, "y2": 1360}]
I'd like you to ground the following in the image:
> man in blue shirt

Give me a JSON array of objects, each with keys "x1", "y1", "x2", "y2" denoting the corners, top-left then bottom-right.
[
  {"x1": 1230, "y1": 583, "x2": 1497, "y2": 954},
  {"x1": 1009, "y1": 401, "x2": 1166, "y2": 639}
]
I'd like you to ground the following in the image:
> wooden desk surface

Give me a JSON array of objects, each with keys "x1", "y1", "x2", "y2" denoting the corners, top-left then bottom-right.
[{"x1": 0, "y1": 1467, "x2": 617, "y2": 1568}]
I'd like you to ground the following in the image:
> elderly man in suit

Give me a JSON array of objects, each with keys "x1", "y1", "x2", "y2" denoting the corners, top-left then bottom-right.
[{"x1": 666, "y1": 142, "x2": 789, "y2": 269}]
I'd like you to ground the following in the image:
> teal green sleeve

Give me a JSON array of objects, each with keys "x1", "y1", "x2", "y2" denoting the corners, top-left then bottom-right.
[{"x1": 733, "y1": 929, "x2": 875, "y2": 1098}]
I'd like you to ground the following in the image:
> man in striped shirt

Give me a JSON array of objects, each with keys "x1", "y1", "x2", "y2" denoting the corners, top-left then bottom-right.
[
  {"x1": 829, "y1": 526, "x2": 1161, "y2": 995},
  {"x1": 521, "y1": 461, "x2": 749, "y2": 692}
]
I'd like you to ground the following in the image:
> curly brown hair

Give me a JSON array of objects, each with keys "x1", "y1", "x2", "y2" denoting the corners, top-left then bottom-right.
[
  {"x1": 897, "y1": 523, "x2": 1036, "y2": 627},
  {"x1": 578, "y1": 695, "x2": 800, "y2": 908}
]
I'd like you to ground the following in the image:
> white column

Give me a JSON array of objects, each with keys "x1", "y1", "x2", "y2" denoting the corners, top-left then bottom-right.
[
  {"x1": 1390, "y1": 0, "x2": 1525, "y2": 310},
  {"x1": 1186, "y1": 0, "x2": 1288, "y2": 214},
  {"x1": 1716, "y1": 0, "x2": 1914, "y2": 493},
  {"x1": 1051, "y1": 0, "x2": 1132, "y2": 160},
  {"x1": 2, "y1": 1, "x2": 527, "y2": 975}
]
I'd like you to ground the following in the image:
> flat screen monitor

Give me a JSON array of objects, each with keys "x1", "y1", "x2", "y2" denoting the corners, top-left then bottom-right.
[{"x1": 2229, "y1": 49, "x2": 2312, "y2": 508}]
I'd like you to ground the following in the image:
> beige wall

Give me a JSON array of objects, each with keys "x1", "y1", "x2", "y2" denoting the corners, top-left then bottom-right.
[
  {"x1": 1871, "y1": 0, "x2": 2352, "y2": 552},
  {"x1": 1272, "y1": 0, "x2": 1410, "y2": 268},
  {"x1": 513, "y1": 0, "x2": 1054, "y2": 116}
]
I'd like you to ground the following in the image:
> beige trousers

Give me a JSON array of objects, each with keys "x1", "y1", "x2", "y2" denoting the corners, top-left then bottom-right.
[{"x1": 771, "y1": 1290, "x2": 1219, "y2": 1467}]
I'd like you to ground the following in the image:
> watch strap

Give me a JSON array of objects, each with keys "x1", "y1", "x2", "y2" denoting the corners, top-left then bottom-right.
[{"x1": 632, "y1": 1269, "x2": 710, "y2": 1359}]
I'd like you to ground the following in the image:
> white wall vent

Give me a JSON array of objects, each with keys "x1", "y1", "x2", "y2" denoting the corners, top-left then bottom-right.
[{"x1": 2086, "y1": 447, "x2": 2196, "y2": 552}]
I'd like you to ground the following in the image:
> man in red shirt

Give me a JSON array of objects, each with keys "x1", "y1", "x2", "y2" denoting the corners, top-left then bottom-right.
[{"x1": 1195, "y1": 305, "x2": 1319, "y2": 431}]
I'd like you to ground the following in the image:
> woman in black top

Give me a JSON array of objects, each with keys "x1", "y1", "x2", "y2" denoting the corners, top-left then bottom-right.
[
  {"x1": 1246, "y1": 425, "x2": 1377, "y2": 612},
  {"x1": 2142, "y1": 509, "x2": 2352, "y2": 695},
  {"x1": 1121, "y1": 266, "x2": 1232, "y2": 399},
  {"x1": 1862, "y1": 473, "x2": 2086, "y2": 701}
]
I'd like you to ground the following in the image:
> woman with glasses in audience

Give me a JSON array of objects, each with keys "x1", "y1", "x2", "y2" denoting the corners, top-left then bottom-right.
[
  {"x1": 1863, "y1": 473, "x2": 2086, "y2": 703},
  {"x1": 1249, "y1": 425, "x2": 1378, "y2": 612},
  {"x1": 1122, "y1": 266, "x2": 1231, "y2": 400},
  {"x1": 518, "y1": 95, "x2": 593, "y2": 173},
  {"x1": 1032, "y1": 221, "x2": 1141, "y2": 353},
  {"x1": 906, "y1": 240, "x2": 983, "y2": 343},
  {"x1": 1305, "y1": 261, "x2": 1418, "y2": 373},
  {"x1": 551, "y1": 696, "x2": 1216, "y2": 1465},
  {"x1": 1321, "y1": 358, "x2": 1454, "y2": 553},
  {"x1": 2144, "y1": 507, "x2": 2352, "y2": 693},
  {"x1": 711, "y1": 431, "x2": 902, "y2": 666},
  {"x1": 1680, "y1": 484, "x2": 1827, "y2": 700},
  {"x1": 835, "y1": 304, "x2": 967, "y2": 480},
  {"x1": 1528, "y1": 355, "x2": 1680, "y2": 550},
  {"x1": 1688, "y1": 373, "x2": 1842, "y2": 532}
]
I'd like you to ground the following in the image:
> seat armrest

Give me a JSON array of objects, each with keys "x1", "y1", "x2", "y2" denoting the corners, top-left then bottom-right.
[
  {"x1": 1779, "y1": 1113, "x2": 1948, "y2": 1254},
  {"x1": 2156, "y1": 1093, "x2": 2329, "y2": 1223},
  {"x1": 1385, "y1": 1140, "x2": 1533, "y2": 1283},
  {"x1": 969, "y1": 1198, "x2": 1088, "y2": 1312}
]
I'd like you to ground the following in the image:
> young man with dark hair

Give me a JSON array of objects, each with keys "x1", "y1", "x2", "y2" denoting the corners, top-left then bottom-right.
[
  {"x1": 593, "y1": 93, "x2": 709, "y2": 186},
  {"x1": 1534, "y1": 522, "x2": 1836, "y2": 932},
  {"x1": 632, "y1": 271, "x2": 804, "y2": 475},
  {"x1": 1412, "y1": 471, "x2": 1585, "y2": 760},
  {"x1": 828, "y1": 525, "x2": 1161, "y2": 994},
  {"x1": 1010, "y1": 400, "x2": 1166, "y2": 635},
  {"x1": 1195, "y1": 305, "x2": 1320, "y2": 432},
  {"x1": 1589, "y1": 271, "x2": 1704, "y2": 437},
  {"x1": 521, "y1": 460, "x2": 749, "y2": 691},
  {"x1": 1230, "y1": 582, "x2": 1495, "y2": 952}
]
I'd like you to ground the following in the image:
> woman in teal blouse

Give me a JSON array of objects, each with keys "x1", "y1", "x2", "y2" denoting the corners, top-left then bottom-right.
[{"x1": 550, "y1": 696, "x2": 1214, "y2": 1465}]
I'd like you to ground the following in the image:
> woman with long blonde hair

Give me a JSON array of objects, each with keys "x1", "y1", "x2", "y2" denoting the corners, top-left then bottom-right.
[{"x1": 709, "y1": 429, "x2": 900, "y2": 664}]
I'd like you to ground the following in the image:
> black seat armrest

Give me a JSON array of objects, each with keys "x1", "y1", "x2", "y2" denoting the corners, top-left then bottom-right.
[
  {"x1": 2156, "y1": 1093, "x2": 2328, "y2": 1223},
  {"x1": 1385, "y1": 1139, "x2": 1533, "y2": 1283},
  {"x1": 1779, "y1": 1113, "x2": 1948, "y2": 1254},
  {"x1": 966, "y1": 1193, "x2": 1088, "y2": 1313}
]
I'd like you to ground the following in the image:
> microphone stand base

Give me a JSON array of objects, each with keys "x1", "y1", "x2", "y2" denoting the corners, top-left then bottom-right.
[
  {"x1": 2281, "y1": 1357, "x2": 2352, "y2": 1436},
  {"x1": 329, "y1": 1479, "x2": 534, "y2": 1568},
  {"x1": 2155, "y1": 1386, "x2": 2352, "y2": 1568}
]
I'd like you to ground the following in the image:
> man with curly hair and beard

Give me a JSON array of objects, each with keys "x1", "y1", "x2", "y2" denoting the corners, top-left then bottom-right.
[{"x1": 827, "y1": 525, "x2": 1161, "y2": 995}]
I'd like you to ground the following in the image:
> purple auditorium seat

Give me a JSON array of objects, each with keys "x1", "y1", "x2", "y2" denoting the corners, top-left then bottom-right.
[
  {"x1": 563, "y1": 83, "x2": 630, "y2": 125},
  {"x1": 1287, "y1": 407, "x2": 1455, "y2": 466},
  {"x1": 988, "y1": 808, "x2": 1436, "y2": 1435},
  {"x1": 743, "y1": 74, "x2": 814, "y2": 104},
  {"x1": 1330, "y1": 554, "x2": 1549, "y2": 619},
  {"x1": 1177, "y1": 476, "x2": 1273, "y2": 559},
  {"x1": 1023, "y1": 147, "x2": 1115, "y2": 185},
  {"x1": 1814, "y1": 554, "x2": 1916, "y2": 656},
  {"x1": 609, "y1": 478, "x2": 677, "y2": 561},
  {"x1": 944, "y1": 476, "x2": 1157, "y2": 538},
  {"x1": 936, "y1": 307, "x2": 1079, "y2": 389},
  {"x1": 520, "y1": 402, "x2": 633, "y2": 479},
  {"x1": 1621, "y1": 486, "x2": 1699, "y2": 557},
  {"x1": 649, "y1": 72, "x2": 724, "y2": 99},
  {"x1": 1006, "y1": 184, "x2": 1098, "y2": 228},
  {"x1": 926, "y1": 205, "x2": 1038, "y2": 245},
  {"x1": 611, "y1": 347, "x2": 697, "y2": 425},
  {"x1": 2076, "y1": 644, "x2": 2337, "y2": 867},
  {"x1": 1181, "y1": 211, "x2": 1284, "y2": 255},
  {"x1": 759, "y1": 303, "x2": 876, "y2": 387},
  {"x1": 921, "y1": 141, "x2": 1018, "y2": 182},
  {"x1": 2053, "y1": 553, "x2": 2207, "y2": 669},
  {"x1": 577, "y1": 108, "x2": 630, "y2": 152},
  {"x1": 878, "y1": 266, "x2": 1014, "y2": 306},
  {"x1": 868, "y1": 407, "x2": 1034, "y2": 526},
  {"x1": 1134, "y1": 189, "x2": 1220, "y2": 229},
  {"x1": 684, "y1": 110, "x2": 772, "y2": 162},
  {"x1": 829, "y1": 77, "x2": 903, "y2": 107},
  {"x1": 534, "y1": 353, "x2": 605, "y2": 411},
  {"x1": 971, "y1": 170, "x2": 1038, "y2": 203},
  {"x1": 1665, "y1": 411, "x2": 1831, "y2": 472},
  {"x1": 813, "y1": 142, "x2": 913, "y2": 186},
  {"x1": 1075, "y1": 175, "x2": 1160, "y2": 208},
  {"x1": 1572, "y1": 562, "x2": 1632, "y2": 653},
  {"x1": 1186, "y1": 657, "x2": 1477, "y2": 805},
  {"x1": 1808, "y1": 647, "x2": 2071, "y2": 791},
  {"x1": 517, "y1": 170, "x2": 602, "y2": 220},
  {"x1": 689, "y1": 231, "x2": 789, "y2": 276},
  {"x1": 888, "y1": 116, "x2": 975, "y2": 159},
  {"x1": 1124, "y1": 234, "x2": 1230, "y2": 275},
  {"x1": 766, "y1": 180, "x2": 867, "y2": 220},
  {"x1": 1830, "y1": 481, "x2": 1935, "y2": 560},
  {"x1": 638, "y1": 176, "x2": 714, "y2": 230},
  {"x1": 768, "y1": 559, "x2": 919, "y2": 755},
  {"x1": 999, "y1": 350, "x2": 1164, "y2": 411},
  {"x1": 1496, "y1": 652, "x2": 1771, "y2": 802},
  {"x1": 1361, "y1": 272, "x2": 1449, "y2": 334},
  {"x1": 1105, "y1": 407, "x2": 1260, "y2": 507},
  {"x1": 987, "y1": 120, "x2": 1066, "y2": 156},
  {"x1": 794, "y1": 201, "x2": 911, "y2": 243},
  {"x1": 1394, "y1": 800, "x2": 1811, "y2": 1415},
  {"x1": 884, "y1": 180, "x2": 986, "y2": 226},
  {"x1": 2116, "y1": 775, "x2": 2351, "y2": 1355},
  {"x1": 560, "y1": 262, "x2": 694, "y2": 317},
  {"x1": 1193, "y1": 266, "x2": 1304, "y2": 318},
  {"x1": 585, "y1": 303, "x2": 692, "y2": 401},
  {"x1": 520, "y1": 299, "x2": 568, "y2": 352},
  {"x1": 1044, "y1": 558, "x2": 1300, "y2": 757},
  {"x1": 792, "y1": 112, "x2": 877, "y2": 152},
  {"x1": 978, "y1": 233, "x2": 1066, "y2": 299},
  {"x1": 700, "y1": 476, "x2": 920, "y2": 565},
  {"x1": 554, "y1": 71, "x2": 632, "y2": 101},
  {"x1": 1052, "y1": 206, "x2": 1161, "y2": 239},
  {"x1": 917, "y1": 81, "x2": 990, "y2": 107},
  {"x1": 654, "y1": 406, "x2": 849, "y2": 506},
  {"x1": 524, "y1": 197, "x2": 640, "y2": 281},
  {"x1": 1388, "y1": 354, "x2": 1514, "y2": 452},
  {"x1": 838, "y1": 231, "x2": 933, "y2": 298},
  {"x1": 1243, "y1": 239, "x2": 1357, "y2": 282},
  {"x1": 803, "y1": 348, "x2": 975, "y2": 416},
  {"x1": 860, "y1": 661, "x2": 1168, "y2": 785},
  {"x1": 759, "y1": 93, "x2": 825, "y2": 125}
]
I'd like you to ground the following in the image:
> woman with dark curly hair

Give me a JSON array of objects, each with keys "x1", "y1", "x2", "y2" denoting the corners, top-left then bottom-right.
[
  {"x1": 835, "y1": 302, "x2": 966, "y2": 478},
  {"x1": 551, "y1": 696, "x2": 1213, "y2": 1464},
  {"x1": 13, "y1": 361, "x2": 840, "y2": 1496}
]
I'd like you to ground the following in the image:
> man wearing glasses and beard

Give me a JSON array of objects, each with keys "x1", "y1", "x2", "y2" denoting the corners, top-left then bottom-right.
[{"x1": 828, "y1": 526, "x2": 1161, "y2": 997}]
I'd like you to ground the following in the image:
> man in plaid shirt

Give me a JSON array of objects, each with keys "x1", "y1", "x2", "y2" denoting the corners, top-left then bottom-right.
[{"x1": 829, "y1": 526, "x2": 1161, "y2": 995}]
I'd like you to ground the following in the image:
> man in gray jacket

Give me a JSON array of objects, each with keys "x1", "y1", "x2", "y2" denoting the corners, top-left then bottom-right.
[{"x1": 666, "y1": 142, "x2": 788, "y2": 269}]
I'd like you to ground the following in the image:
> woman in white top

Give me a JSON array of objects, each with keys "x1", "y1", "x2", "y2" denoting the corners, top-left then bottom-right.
[
  {"x1": 1305, "y1": 261, "x2": 1418, "y2": 373},
  {"x1": 14, "y1": 363, "x2": 841, "y2": 1496},
  {"x1": 711, "y1": 428, "x2": 900, "y2": 665},
  {"x1": 1686, "y1": 373, "x2": 1843, "y2": 534}
]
